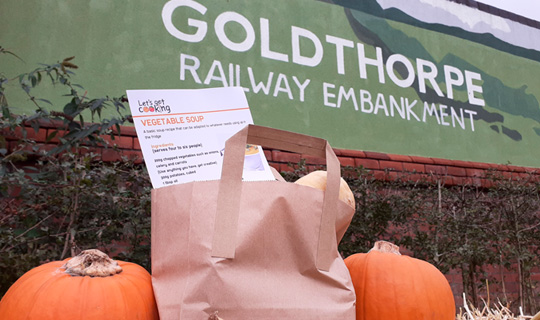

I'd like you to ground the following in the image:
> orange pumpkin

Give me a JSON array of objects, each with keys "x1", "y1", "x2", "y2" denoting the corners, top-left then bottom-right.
[
  {"x1": 295, "y1": 170, "x2": 355, "y2": 208},
  {"x1": 0, "y1": 249, "x2": 159, "y2": 320},
  {"x1": 344, "y1": 241, "x2": 455, "y2": 320}
]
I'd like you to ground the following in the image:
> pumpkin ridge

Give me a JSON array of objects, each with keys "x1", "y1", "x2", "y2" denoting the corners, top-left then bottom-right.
[
  {"x1": 397, "y1": 254, "x2": 428, "y2": 318},
  {"x1": 116, "y1": 273, "x2": 132, "y2": 320},
  {"x1": 360, "y1": 252, "x2": 371, "y2": 320},
  {"x1": 77, "y1": 276, "x2": 92, "y2": 320},
  {"x1": 390, "y1": 253, "x2": 402, "y2": 318},
  {"x1": 25, "y1": 263, "x2": 68, "y2": 319},
  {"x1": 417, "y1": 258, "x2": 435, "y2": 317},
  {"x1": 0, "y1": 262, "x2": 47, "y2": 319},
  {"x1": 115, "y1": 263, "x2": 156, "y2": 319}
]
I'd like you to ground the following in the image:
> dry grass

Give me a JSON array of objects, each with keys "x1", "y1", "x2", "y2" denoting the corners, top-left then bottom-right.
[{"x1": 457, "y1": 294, "x2": 540, "y2": 320}]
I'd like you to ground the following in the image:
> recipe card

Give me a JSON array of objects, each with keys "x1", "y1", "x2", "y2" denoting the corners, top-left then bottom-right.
[{"x1": 126, "y1": 87, "x2": 275, "y2": 188}]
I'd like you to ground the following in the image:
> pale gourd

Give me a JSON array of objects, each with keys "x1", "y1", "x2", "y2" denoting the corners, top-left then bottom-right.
[{"x1": 294, "y1": 170, "x2": 355, "y2": 208}]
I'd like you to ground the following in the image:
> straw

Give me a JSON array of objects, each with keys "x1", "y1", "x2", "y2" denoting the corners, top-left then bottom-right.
[{"x1": 457, "y1": 293, "x2": 537, "y2": 320}]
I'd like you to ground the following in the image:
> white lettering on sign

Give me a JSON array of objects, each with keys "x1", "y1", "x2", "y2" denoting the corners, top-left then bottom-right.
[{"x1": 163, "y1": 0, "x2": 484, "y2": 132}]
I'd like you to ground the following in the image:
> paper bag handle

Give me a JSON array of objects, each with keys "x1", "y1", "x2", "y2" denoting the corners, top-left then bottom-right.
[{"x1": 212, "y1": 124, "x2": 340, "y2": 271}]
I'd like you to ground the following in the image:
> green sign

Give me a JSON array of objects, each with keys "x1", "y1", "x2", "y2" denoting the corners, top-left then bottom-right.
[{"x1": 1, "y1": 0, "x2": 540, "y2": 167}]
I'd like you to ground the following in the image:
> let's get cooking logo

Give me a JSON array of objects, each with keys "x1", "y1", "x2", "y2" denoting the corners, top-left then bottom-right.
[
  {"x1": 135, "y1": 97, "x2": 205, "y2": 127},
  {"x1": 137, "y1": 99, "x2": 171, "y2": 114}
]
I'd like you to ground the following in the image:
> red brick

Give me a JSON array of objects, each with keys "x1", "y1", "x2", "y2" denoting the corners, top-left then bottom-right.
[
  {"x1": 100, "y1": 149, "x2": 143, "y2": 164},
  {"x1": 301, "y1": 154, "x2": 326, "y2": 165},
  {"x1": 341, "y1": 167, "x2": 358, "y2": 178},
  {"x1": 4, "y1": 127, "x2": 48, "y2": 142},
  {"x1": 409, "y1": 155, "x2": 435, "y2": 164},
  {"x1": 493, "y1": 163, "x2": 510, "y2": 171},
  {"x1": 388, "y1": 154, "x2": 413, "y2": 162},
  {"x1": 102, "y1": 148, "x2": 122, "y2": 162},
  {"x1": 7, "y1": 141, "x2": 16, "y2": 153},
  {"x1": 279, "y1": 163, "x2": 295, "y2": 173},
  {"x1": 467, "y1": 161, "x2": 492, "y2": 170},
  {"x1": 355, "y1": 158, "x2": 379, "y2": 170},
  {"x1": 133, "y1": 138, "x2": 141, "y2": 150},
  {"x1": 79, "y1": 147, "x2": 103, "y2": 160},
  {"x1": 466, "y1": 168, "x2": 485, "y2": 177},
  {"x1": 122, "y1": 150, "x2": 144, "y2": 164},
  {"x1": 446, "y1": 166, "x2": 467, "y2": 177},
  {"x1": 408, "y1": 173, "x2": 429, "y2": 183},
  {"x1": 517, "y1": 172, "x2": 531, "y2": 179},
  {"x1": 504, "y1": 282, "x2": 520, "y2": 293},
  {"x1": 0, "y1": 128, "x2": 10, "y2": 138},
  {"x1": 46, "y1": 129, "x2": 68, "y2": 143},
  {"x1": 502, "y1": 273, "x2": 520, "y2": 282},
  {"x1": 403, "y1": 162, "x2": 425, "y2": 173},
  {"x1": 451, "y1": 176, "x2": 468, "y2": 185},
  {"x1": 440, "y1": 177, "x2": 454, "y2": 186},
  {"x1": 437, "y1": 176, "x2": 453, "y2": 186},
  {"x1": 471, "y1": 177, "x2": 483, "y2": 187},
  {"x1": 364, "y1": 151, "x2": 391, "y2": 160},
  {"x1": 506, "y1": 165, "x2": 527, "y2": 173},
  {"x1": 272, "y1": 150, "x2": 301, "y2": 164},
  {"x1": 28, "y1": 118, "x2": 64, "y2": 129},
  {"x1": 269, "y1": 163, "x2": 280, "y2": 172},
  {"x1": 523, "y1": 167, "x2": 540, "y2": 174},
  {"x1": 263, "y1": 149, "x2": 272, "y2": 161},
  {"x1": 501, "y1": 171, "x2": 513, "y2": 179},
  {"x1": 379, "y1": 160, "x2": 404, "y2": 171},
  {"x1": 11, "y1": 142, "x2": 56, "y2": 155},
  {"x1": 482, "y1": 178, "x2": 495, "y2": 189},
  {"x1": 372, "y1": 170, "x2": 387, "y2": 180},
  {"x1": 431, "y1": 158, "x2": 458, "y2": 166},
  {"x1": 112, "y1": 125, "x2": 138, "y2": 137},
  {"x1": 338, "y1": 157, "x2": 355, "y2": 167},
  {"x1": 450, "y1": 159, "x2": 473, "y2": 168},
  {"x1": 386, "y1": 171, "x2": 400, "y2": 180},
  {"x1": 335, "y1": 149, "x2": 366, "y2": 158},
  {"x1": 306, "y1": 165, "x2": 326, "y2": 172},
  {"x1": 425, "y1": 164, "x2": 447, "y2": 175},
  {"x1": 445, "y1": 273, "x2": 462, "y2": 284}
]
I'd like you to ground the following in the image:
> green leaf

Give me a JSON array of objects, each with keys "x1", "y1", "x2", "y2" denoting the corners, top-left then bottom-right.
[
  {"x1": 30, "y1": 121, "x2": 40, "y2": 133},
  {"x1": 36, "y1": 98, "x2": 52, "y2": 105},
  {"x1": 90, "y1": 98, "x2": 106, "y2": 111},
  {"x1": 46, "y1": 131, "x2": 58, "y2": 143},
  {"x1": 63, "y1": 100, "x2": 78, "y2": 116}
]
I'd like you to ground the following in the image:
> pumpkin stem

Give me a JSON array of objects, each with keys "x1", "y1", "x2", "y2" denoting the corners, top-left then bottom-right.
[
  {"x1": 62, "y1": 249, "x2": 122, "y2": 277},
  {"x1": 370, "y1": 241, "x2": 401, "y2": 255}
]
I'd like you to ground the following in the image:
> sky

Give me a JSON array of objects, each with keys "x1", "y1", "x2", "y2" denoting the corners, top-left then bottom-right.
[{"x1": 476, "y1": 0, "x2": 540, "y2": 22}]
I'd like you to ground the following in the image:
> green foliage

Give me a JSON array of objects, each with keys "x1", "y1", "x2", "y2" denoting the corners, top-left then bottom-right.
[
  {"x1": 0, "y1": 51, "x2": 130, "y2": 156},
  {"x1": 284, "y1": 164, "x2": 539, "y2": 313},
  {"x1": 341, "y1": 171, "x2": 540, "y2": 313},
  {"x1": 0, "y1": 154, "x2": 152, "y2": 296},
  {"x1": 1, "y1": 51, "x2": 149, "y2": 297}
]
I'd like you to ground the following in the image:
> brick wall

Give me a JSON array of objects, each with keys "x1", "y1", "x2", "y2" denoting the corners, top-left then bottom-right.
[
  {"x1": 5, "y1": 121, "x2": 539, "y2": 186},
  {"x1": 3, "y1": 122, "x2": 540, "y2": 310}
]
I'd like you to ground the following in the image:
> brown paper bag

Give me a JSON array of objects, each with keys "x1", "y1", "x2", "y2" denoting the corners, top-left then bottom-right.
[{"x1": 151, "y1": 125, "x2": 356, "y2": 319}]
